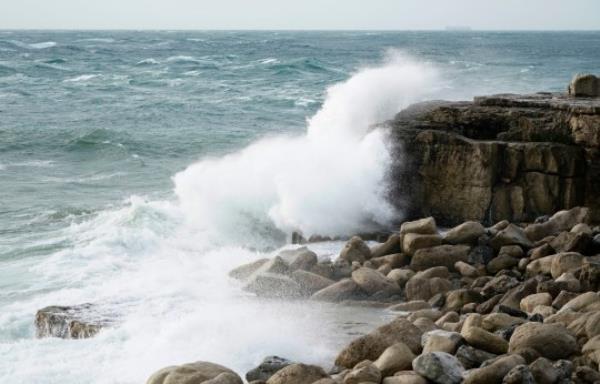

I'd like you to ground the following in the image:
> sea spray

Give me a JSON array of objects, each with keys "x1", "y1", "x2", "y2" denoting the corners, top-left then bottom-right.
[{"x1": 174, "y1": 52, "x2": 438, "y2": 242}]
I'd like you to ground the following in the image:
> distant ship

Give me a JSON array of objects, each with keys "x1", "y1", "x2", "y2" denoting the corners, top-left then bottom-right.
[{"x1": 445, "y1": 26, "x2": 472, "y2": 31}]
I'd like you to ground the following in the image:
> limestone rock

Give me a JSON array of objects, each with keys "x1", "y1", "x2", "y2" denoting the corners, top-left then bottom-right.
[
  {"x1": 520, "y1": 293, "x2": 552, "y2": 313},
  {"x1": 412, "y1": 352, "x2": 464, "y2": 384},
  {"x1": 146, "y1": 361, "x2": 242, "y2": 384},
  {"x1": 525, "y1": 207, "x2": 591, "y2": 242}
]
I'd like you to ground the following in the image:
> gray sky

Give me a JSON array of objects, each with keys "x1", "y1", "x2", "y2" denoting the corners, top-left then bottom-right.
[{"x1": 1, "y1": 0, "x2": 599, "y2": 30}]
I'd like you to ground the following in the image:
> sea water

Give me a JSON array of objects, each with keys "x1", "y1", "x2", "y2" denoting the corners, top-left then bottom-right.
[{"x1": 1, "y1": 31, "x2": 599, "y2": 383}]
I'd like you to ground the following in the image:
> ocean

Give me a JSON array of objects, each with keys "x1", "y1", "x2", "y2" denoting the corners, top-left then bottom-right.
[{"x1": 1, "y1": 30, "x2": 599, "y2": 383}]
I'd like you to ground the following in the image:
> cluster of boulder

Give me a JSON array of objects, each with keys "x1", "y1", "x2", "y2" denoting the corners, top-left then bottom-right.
[{"x1": 156, "y1": 206, "x2": 600, "y2": 384}]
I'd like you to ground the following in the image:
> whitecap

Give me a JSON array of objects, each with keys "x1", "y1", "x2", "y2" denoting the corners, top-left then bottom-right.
[
  {"x1": 79, "y1": 38, "x2": 115, "y2": 43},
  {"x1": 136, "y1": 58, "x2": 160, "y2": 66},
  {"x1": 259, "y1": 58, "x2": 279, "y2": 64},
  {"x1": 10, "y1": 160, "x2": 55, "y2": 167},
  {"x1": 28, "y1": 41, "x2": 57, "y2": 49},
  {"x1": 63, "y1": 74, "x2": 99, "y2": 83},
  {"x1": 166, "y1": 55, "x2": 199, "y2": 63}
]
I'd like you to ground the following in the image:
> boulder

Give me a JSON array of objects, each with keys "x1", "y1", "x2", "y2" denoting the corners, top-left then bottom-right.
[
  {"x1": 421, "y1": 330, "x2": 463, "y2": 354},
  {"x1": 461, "y1": 326, "x2": 508, "y2": 355},
  {"x1": 502, "y1": 365, "x2": 535, "y2": 384},
  {"x1": 550, "y1": 252, "x2": 585, "y2": 278},
  {"x1": 280, "y1": 247, "x2": 318, "y2": 272},
  {"x1": 383, "y1": 371, "x2": 427, "y2": 384},
  {"x1": 343, "y1": 362, "x2": 381, "y2": 384},
  {"x1": 389, "y1": 300, "x2": 431, "y2": 312},
  {"x1": 481, "y1": 275, "x2": 519, "y2": 297},
  {"x1": 412, "y1": 352, "x2": 464, "y2": 384},
  {"x1": 310, "y1": 278, "x2": 365, "y2": 302},
  {"x1": 387, "y1": 269, "x2": 415, "y2": 287},
  {"x1": 463, "y1": 355, "x2": 525, "y2": 384},
  {"x1": 455, "y1": 345, "x2": 497, "y2": 369},
  {"x1": 266, "y1": 364, "x2": 327, "y2": 384},
  {"x1": 246, "y1": 356, "x2": 292, "y2": 382},
  {"x1": 291, "y1": 270, "x2": 334, "y2": 295},
  {"x1": 454, "y1": 261, "x2": 479, "y2": 278},
  {"x1": 444, "y1": 289, "x2": 482, "y2": 312},
  {"x1": 373, "y1": 342, "x2": 415, "y2": 377},
  {"x1": 443, "y1": 221, "x2": 485, "y2": 244},
  {"x1": 520, "y1": 293, "x2": 552, "y2": 313},
  {"x1": 528, "y1": 357, "x2": 559, "y2": 384},
  {"x1": 550, "y1": 231, "x2": 591, "y2": 254},
  {"x1": 486, "y1": 254, "x2": 519, "y2": 274},
  {"x1": 524, "y1": 207, "x2": 590, "y2": 242},
  {"x1": 400, "y1": 217, "x2": 437, "y2": 235},
  {"x1": 243, "y1": 273, "x2": 303, "y2": 298},
  {"x1": 229, "y1": 258, "x2": 269, "y2": 280},
  {"x1": 35, "y1": 304, "x2": 111, "y2": 339},
  {"x1": 335, "y1": 318, "x2": 423, "y2": 368},
  {"x1": 558, "y1": 291, "x2": 600, "y2": 313},
  {"x1": 405, "y1": 276, "x2": 452, "y2": 302},
  {"x1": 508, "y1": 322, "x2": 578, "y2": 359},
  {"x1": 146, "y1": 361, "x2": 242, "y2": 384},
  {"x1": 372, "y1": 234, "x2": 403, "y2": 258},
  {"x1": 410, "y1": 245, "x2": 470, "y2": 271},
  {"x1": 351, "y1": 267, "x2": 399, "y2": 295},
  {"x1": 340, "y1": 236, "x2": 372, "y2": 263},
  {"x1": 490, "y1": 224, "x2": 533, "y2": 250},
  {"x1": 402, "y1": 233, "x2": 442, "y2": 255},
  {"x1": 568, "y1": 73, "x2": 599, "y2": 97}
]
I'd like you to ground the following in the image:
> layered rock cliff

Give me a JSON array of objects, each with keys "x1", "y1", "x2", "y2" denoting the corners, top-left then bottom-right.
[{"x1": 386, "y1": 92, "x2": 600, "y2": 225}]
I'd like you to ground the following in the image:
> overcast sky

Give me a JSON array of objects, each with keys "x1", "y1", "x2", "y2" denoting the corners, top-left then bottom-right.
[{"x1": 1, "y1": 0, "x2": 599, "y2": 30}]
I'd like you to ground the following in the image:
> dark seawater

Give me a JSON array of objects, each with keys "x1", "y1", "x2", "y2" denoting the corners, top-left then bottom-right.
[{"x1": 0, "y1": 31, "x2": 599, "y2": 383}]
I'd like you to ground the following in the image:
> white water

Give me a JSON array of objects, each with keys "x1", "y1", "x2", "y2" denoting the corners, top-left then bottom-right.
[{"x1": 0, "y1": 53, "x2": 437, "y2": 383}]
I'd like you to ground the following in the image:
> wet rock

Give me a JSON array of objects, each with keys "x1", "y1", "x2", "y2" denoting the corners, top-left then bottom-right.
[
  {"x1": 373, "y1": 342, "x2": 415, "y2": 377},
  {"x1": 389, "y1": 300, "x2": 431, "y2": 312},
  {"x1": 502, "y1": 364, "x2": 535, "y2": 384},
  {"x1": 351, "y1": 267, "x2": 399, "y2": 295},
  {"x1": 340, "y1": 236, "x2": 372, "y2": 263},
  {"x1": 146, "y1": 361, "x2": 242, "y2": 384},
  {"x1": 35, "y1": 304, "x2": 112, "y2": 339},
  {"x1": 266, "y1": 363, "x2": 328, "y2": 384},
  {"x1": 229, "y1": 258, "x2": 269, "y2": 280},
  {"x1": 244, "y1": 273, "x2": 303, "y2": 298},
  {"x1": 490, "y1": 224, "x2": 533, "y2": 250},
  {"x1": 405, "y1": 276, "x2": 452, "y2": 302},
  {"x1": 387, "y1": 269, "x2": 415, "y2": 287},
  {"x1": 291, "y1": 270, "x2": 334, "y2": 295},
  {"x1": 343, "y1": 361, "x2": 381, "y2": 384},
  {"x1": 509, "y1": 322, "x2": 578, "y2": 359},
  {"x1": 410, "y1": 245, "x2": 470, "y2": 271},
  {"x1": 461, "y1": 326, "x2": 508, "y2": 355},
  {"x1": 279, "y1": 247, "x2": 318, "y2": 272},
  {"x1": 421, "y1": 330, "x2": 463, "y2": 354},
  {"x1": 520, "y1": 292, "x2": 552, "y2": 313},
  {"x1": 246, "y1": 356, "x2": 292, "y2": 382},
  {"x1": 400, "y1": 217, "x2": 437, "y2": 235},
  {"x1": 529, "y1": 357, "x2": 559, "y2": 384},
  {"x1": 455, "y1": 344, "x2": 496, "y2": 369},
  {"x1": 310, "y1": 278, "x2": 365, "y2": 302},
  {"x1": 569, "y1": 73, "x2": 599, "y2": 97},
  {"x1": 443, "y1": 221, "x2": 485, "y2": 244},
  {"x1": 402, "y1": 233, "x2": 442, "y2": 255},
  {"x1": 412, "y1": 352, "x2": 464, "y2": 384},
  {"x1": 463, "y1": 354, "x2": 525, "y2": 384},
  {"x1": 372, "y1": 234, "x2": 402, "y2": 258}
]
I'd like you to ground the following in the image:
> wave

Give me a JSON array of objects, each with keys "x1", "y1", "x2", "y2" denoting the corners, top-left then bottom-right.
[
  {"x1": 2, "y1": 160, "x2": 55, "y2": 168},
  {"x1": 136, "y1": 58, "x2": 160, "y2": 66},
  {"x1": 63, "y1": 74, "x2": 99, "y2": 83},
  {"x1": 174, "y1": 52, "x2": 438, "y2": 242}
]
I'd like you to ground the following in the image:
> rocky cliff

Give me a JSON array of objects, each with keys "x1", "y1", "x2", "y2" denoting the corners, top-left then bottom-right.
[{"x1": 386, "y1": 92, "x2": 600, "y2": 226}]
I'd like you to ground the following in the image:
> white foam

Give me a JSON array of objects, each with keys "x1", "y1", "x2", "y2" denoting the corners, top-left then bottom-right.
[
  {"x1": 28, "y1": 41, "x2": 57, "y2": 49},
  {"x1": 63, "y1": 74, "x2": 99, "y2": 83}
]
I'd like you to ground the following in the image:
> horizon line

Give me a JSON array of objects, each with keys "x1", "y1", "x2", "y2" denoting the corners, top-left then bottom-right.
[{"x1": 1, "y1": 28, "x2": 600, "y2": 32}]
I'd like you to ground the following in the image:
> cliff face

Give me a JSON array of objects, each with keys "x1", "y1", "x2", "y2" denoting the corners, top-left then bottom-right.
[{"x1": 386, "y1": 93, "x2": 600, "y2": 225}]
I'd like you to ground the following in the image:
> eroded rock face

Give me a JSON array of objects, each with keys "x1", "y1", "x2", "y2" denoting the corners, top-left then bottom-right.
[
  {"x1": 35, "y1": 304, "x2": 113, "y2": 339},
  {"x1": 387, "y1": 93, "x2": 600, "y2": 225}
]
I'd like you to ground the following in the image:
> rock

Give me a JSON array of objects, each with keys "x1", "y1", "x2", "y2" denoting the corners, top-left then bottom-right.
[
  {"x1": 335, "y1": 318, "x2": 423, "y2": 368},
  {"x1": 340, "y1": 236, "x2": 372, "y2": 263},
  {"x1": 383, "y1": 371, "x2": 427, "y2": 384},
  {"x1": 343, "y1": 362, "x2": 381, "y2": 384},
  {"x1": 568, "y1": 73, "x2": 599, "y2": 97},
  {"x1": 461, "y1": 326, "x2": 508, "y2": 355},
  {"x1": 490, "y1": 224, "x2": 533, "y2": 250},
  {"x1": 525, "y1": 207, "x2": 591, "y2": 242},
  {"x1": 481, "y1": 313, "x2": 526, "y2": 332},
  {"x1": 520, "y1": 293, "x2": 552, "y2": 313},
  {"x1": 558, "y1": 291, "x2": 600, "y2": 313},
  {"x1": 422, "y1": 330, "x2": 463, "y2": 354},
  {"x1": 528, "y1": 243, "x2": 554, "y2": 260},
  {"x1": 463, "y1": 355, "x2": 525, "y2": 384},
  {"x1": 486, "y1": 254, "x2": 519, "y2": 274},
  {"x1": 246, "y1": 356, "x2": 292, "y2": 382},
  {"x1": 554, "y1": 272, "x2": 581, "y2": 292},
  {"x1": 410, "y1": 245, "x2": 470, "y2": 271},
  {"x1": 310, "y1": 278, "x2": 365, "y2": 302},
  {"x1": 443, "y1": 221, "x2": 485, "y2": 244},
  {"x1": 389, "y1": 300, "x2": 431, "y2": 312},
  {"x1": 499, "y1": 245, "x2": 524, "y2": 258},
  {"x1": 444, "y1": 289, "x2": 482, "y2": 312},
  {"x1": 455, "y1": 345, "x2": 496, "y2": 369},
  {"x1": 481, "y1": 275, "x2": 519, "y2": 297},
  {"x1": 412, "y1": 352, "x2": 464, "y2": 384},
  {"x1": 405, "y1": 276, "x2": 452, "y2": 302},
  {"x1": 498, "y1": 279, "x2": 538, "y2": 312},
  {"x1": 572, "y1": 222, "x2": 593, "y2": 234},
  {"x1": 578, "y1": 260, "x2": 600, "y2": 291},
  {"x1": 372, "y1": 234, "x2": 403, "y2": 258},
  {"x1": 244, "y1": 273, "x2": 303, "y2": 298},
  {"x1": 502, "y1": 365, "x2": 535, "y2": 384},
  {"x1": 469, "y1": 245, "x2": 495, "y2": 265},
  {"x1": 373, "y1": 342, "x2": 415, "y2": 377},
  {"x1": 455, "y1": 261, "x2": 479, "y2": 278},
  {"x1": 508, "y1": 322, "x2": 577, "y2": 359},
  {"x1": 291, "y1": 270, "x2": 334, "y2": 295},
  {"x1": 552, "y1": 290, "x2": 579, "y2": 309},
  {"x1": 550, "y1": 232, "x2": 591, "y2": 253},
  {"x1": 146, "y1": 361, "x2": 242, "y2": 384},
  {"x1": 550, "y1": 252, "x2": 585, "y2": 278},
  {"x1": 400, "y1": 217, "x2": 437, "y2": 235},
  {"x1": 371, "y1": 253, "x2": 410, "y2": 270},
  {"x1": 352, "y1": 267, "x2": 399, "y2": 295},
  {"x1": 266, "y1": 364, "x2": 327, "y2": 384},
  {"x1": 229, "y1": 258, "x2": 269, "y2": 280},
  {"x1": 525, "y1": 254, "x2": 555, "y2": 276},
  {"x1": 281, "y1": 247, "x2": 318, "y2": 272},
  {"x1": 35, "y1": 304, "x2": 112, "y2": 339},
  {"x1": 387, "y1": 269, "x2": 415, "y2": 287},
  {"x1": 528, "y1": 357, "x2": 559, "y2": 384},
  {"x1": 402, "y1": 233, "x2": 442, "y2": 255}
]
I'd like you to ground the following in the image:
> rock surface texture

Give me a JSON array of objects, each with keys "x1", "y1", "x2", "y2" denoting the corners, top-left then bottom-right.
[{"x1": 387, "y1": 92, "x2": 600, "y2": 225}]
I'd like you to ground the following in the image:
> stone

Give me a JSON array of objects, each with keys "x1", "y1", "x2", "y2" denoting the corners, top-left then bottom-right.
[
  {"x1": 571, "y1": 223, "x2": 593, "y2": 235},
  {"x1": 520, "y1": 293, "x2": 552, "y2": 313},
  {"x1": 291, "y1": 270, "x2": 334, "y2": 295},
  {"x1": 229, "y1": 258, "x2": 269, "y2": 280},
  {"x1": 372, "y1": 234, "x2": 403, "y2": 258},
  {"x1": 455, "y1": 345, "x2": 497, "y2": 369},
  {"x1": 490, "y1": 224, "x2": 533, "y2": 250},
  {"x1": 400, "y1": 217, "x2": 437, "y2": 235},
  {"x1": 486, "y1": 254, "x2": 519, "y2": 274},
  {"x1": 278, "y1": 247, "x2": 318, "y2": 272},
  {"x1": 371, "y1": 253, "x2": 410, "y2": 270},
  {"x1": 529, "y1": 357, "x2": 559, "y2": 384},
  {"x1": 405, "y1": 276, "x2": 452, "y2": 302},
  {"x1": 335, "y1": 318, "x2": 423, "y2": 368},
  {"x1": 554, "y1": 272, "x2": 581, "y2": 292},
  {"x1": 552, "y1": 290, "x2": 579, "y2": 309},
  {"x1": 146, "y1": 361, "x2": 242, "y2": 384},
  {"x1": 402, "y1": 233, "x2": 442, "y2": 255},
  {"x1": 373, "y1": 342, "x2": 416, "y2": 377},
  {"x1": 454, "y1": 261, "x2": 479, "y2": 278},
  {"x1": 508, "y1": 322, "x2": 578, "y2": 359},
  {"x1": 266, "y1": 364, "x2": 328, "y2": 384},
  {"x1": 246, "y1": 356, "x2": 292, "y2": 382},
  {"x1": 340, "y1": 236, "x2": 372, "y2": 263},
  {"x1": 550, "y1": 232, "x2": 591, "y2": 254},
  {"x1": 343, "y1": 362, "x2": 381, "y2": 384},
  {"x1": 468, "y1": 245, "x2": 495, "y2": 265},
  {"x1": 558, "y1": 291, "x2": 600, "y2": 313},
  {"x1": 568, "y1": 73, "x2": 599, "y2": 97},
  {"x1": 502, "y1": 365, "x2": 535, "y2": 384},
  {"x1": 412, "y1": 352, "x2": 464, "y2": 384},
  {"x1": 444, "y1": 289, "x2": 482, "y2": 312},
  {"x1": 550, "y1": 252, "x2": 585, "y2": 278},
  {"x1": 461, "y1": 326, "x2": 508, "y2": 355},
  {"x1": 528, "y1": 243, "x2": 554, "y2": 260},
  {"x1": 481, "y1": 313, "x2": 526, "y2": 332},
  {"x1": 525, "y1": 207, "x2": 591, "y2": 242},
  {"x1": 463, "y1": 355, "x2": 525, "y2": 384},
  {"x1": 410, "y1": 245, "x2": 470, "y2": 271},
  {"x1": 389, "y1": 300, "x2": 431, "y2": 312},
  {"x1": 499, "y1": 245, "x2": 524, "y2": 258},
  {"x1": 383, "y1": 372, "x2": 427, "y2": 384},
  {"x1": 387, "y1": 269, "x2": 415, "y2": 287},
  {"x1": 310, "y1": 278, "x2": 365, "y2": 302},
  {"x1": 443, "y1": 221, "x2": 485, "y2": 244},
  {"x1": 481, "y1": 275, "x2": 519, "y2": 297},
  {"x1": 351, "y1": 267, "x2": 399, "y2": 295},
  {"x1": 243, "y1": 273, "x2": 303, "y2": 298},
  {"x1": 525, "y1": 254, "x2": 555, "y2": 276},
  {"x1": 574, "y1": 366, "x2": 600, "y2": 383},
  {"x1": 421, "y1": 330, "x2": 463, "y2": 354},
  {"x1": 35, "y1": 304, "x2": 112, "y2": 339}
]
